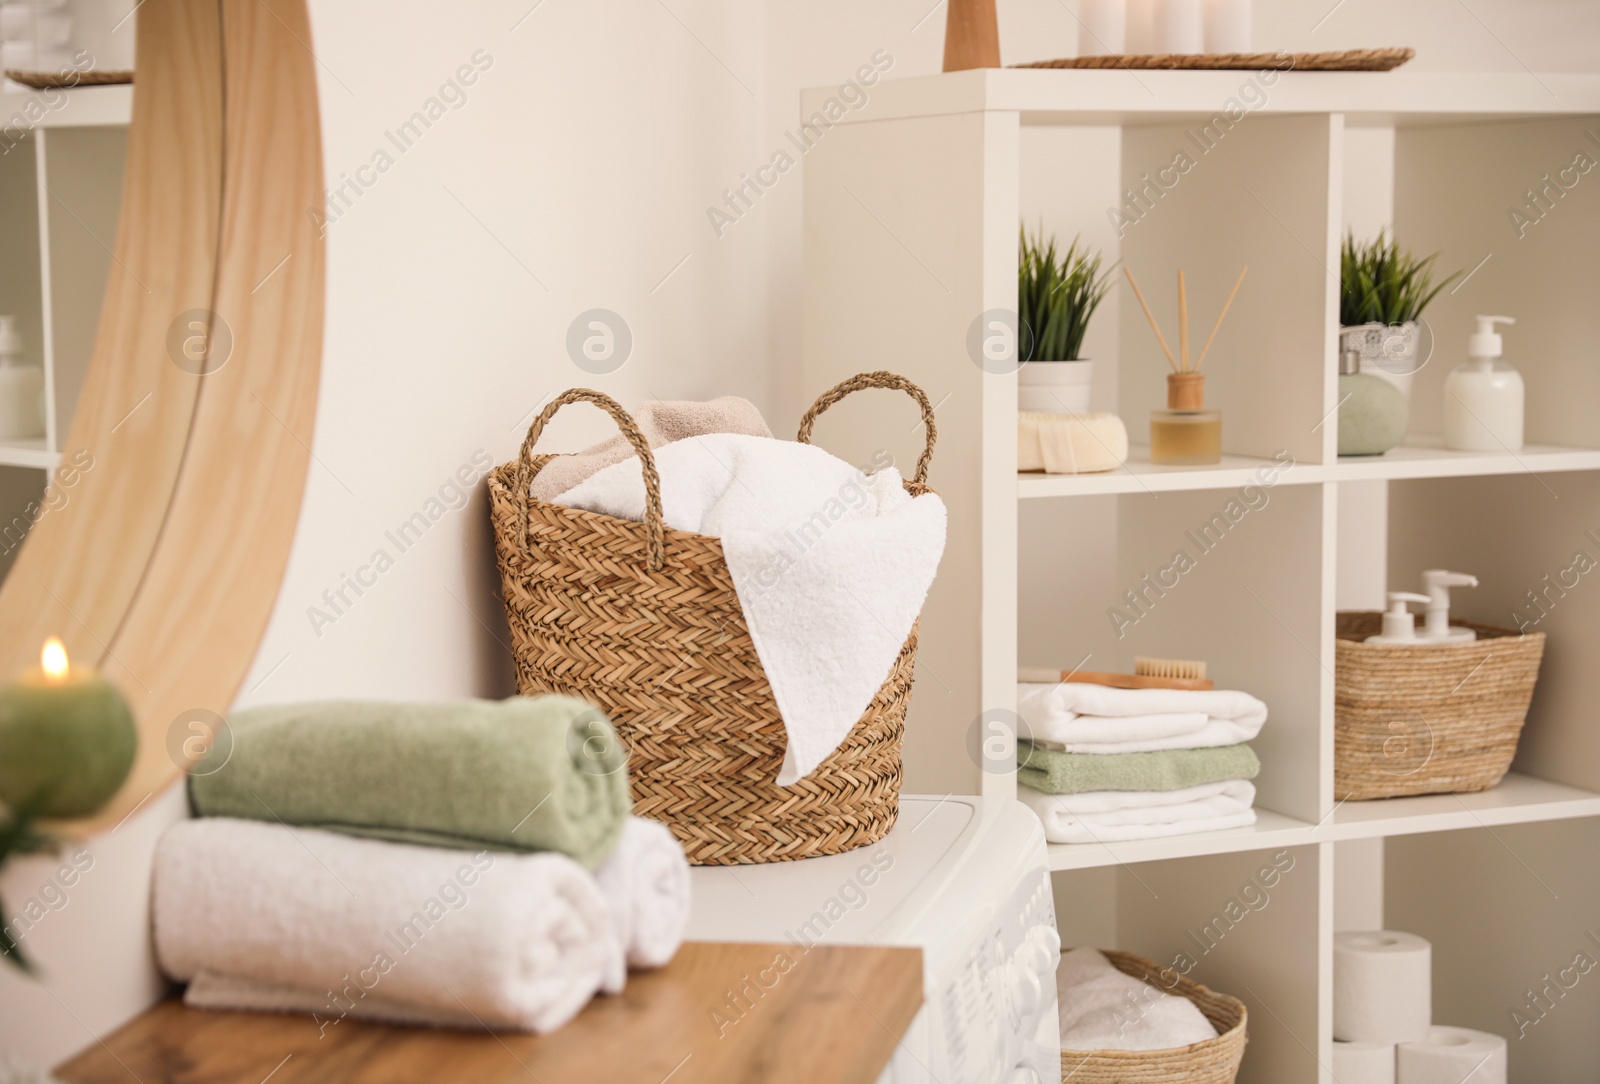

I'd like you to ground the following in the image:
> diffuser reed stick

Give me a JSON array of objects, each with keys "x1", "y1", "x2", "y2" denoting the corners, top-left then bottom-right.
[
  {"x1": 1123, "y1": 267, "x2": 1178, "y2": 373},
  {"x1": 1193, "y1": 266, "x2": 1248, "y2": 372},
  {"x1": 1178, "y1": 270, "x2": 1190, "y2": 371}
]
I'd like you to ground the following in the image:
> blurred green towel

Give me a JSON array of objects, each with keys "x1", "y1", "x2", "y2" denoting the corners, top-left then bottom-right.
[
  {"x1": 1018, "y1": 741, "x2": 1259, "y2": 795},
  {"x1": 189, "y1": 696, "x2": 630, "y2": 868}
]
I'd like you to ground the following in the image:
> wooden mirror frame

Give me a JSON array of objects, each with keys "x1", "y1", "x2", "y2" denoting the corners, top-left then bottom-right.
[{"x1": 0, "y1": 0, "x2": 324, "y2": 834}]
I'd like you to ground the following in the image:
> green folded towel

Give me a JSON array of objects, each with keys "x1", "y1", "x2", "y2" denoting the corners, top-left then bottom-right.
[
  {"x1": 1017, "y1": 741, "x2": 1260, "y2": 795},
  {"x1": 189, "y1": 696, "x2": 631, "y2": 868}
]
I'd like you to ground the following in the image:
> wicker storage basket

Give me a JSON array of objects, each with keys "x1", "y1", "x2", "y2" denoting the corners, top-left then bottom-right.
[
  {"x1": 1059, "y1": 950, "x2": 1247, "y2": 1084},
  {"x1": 488, "y1": 372, "x2": 937, "y2": 865},
  {"x1": 1335, "y1": 612, "x2": 1545, "y2": 800}
]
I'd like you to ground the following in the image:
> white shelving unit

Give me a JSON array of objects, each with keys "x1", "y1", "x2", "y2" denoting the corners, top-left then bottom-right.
[
  {"x1": 0, "y1": 84, "x2": 129, "y2": 466},
  {"x1": 801, "y1": 67, "x2": 1600, "y2": 1083},
  {"x1": 0, "y1": 84, "x2": 128, "y2": 578}
]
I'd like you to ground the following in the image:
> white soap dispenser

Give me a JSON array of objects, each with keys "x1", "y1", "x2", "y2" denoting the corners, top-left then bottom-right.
[
  {"x1": 0, "y1": 316, "x2": 44, "y2": 441},
  {"x1": 1444, "y1": 315, "x2": 1523, "y2": 451},
  {"x1": 1365, "y1": 591, "x2": 1431, "y2": 645},
  {"x1": 1419, "y1": 569, "x2": 1478, "y2": 643}
]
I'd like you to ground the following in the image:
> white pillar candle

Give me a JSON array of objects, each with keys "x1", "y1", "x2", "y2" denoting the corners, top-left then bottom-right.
[
  {"x1": 1125, "y1": 0, "x2": 1154, "y2": 53},
  {"x1": 1078, "y1": 0, "x2": 1127, "y2": 56},
  {"x1": 1203, "y1": 0, "x2": 1252, "y2": 53},
  {"x1": 1154, "y1": 0, "x2": 1203, "y2": 53}
]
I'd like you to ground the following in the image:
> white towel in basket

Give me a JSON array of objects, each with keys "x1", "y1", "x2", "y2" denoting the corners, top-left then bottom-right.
[
  {"x1": 1058, "y1": 948, "x2": 1218, "y2": 1052},
  {"x1": 553, "y1": 432, "x2": 946, "y2": 784}
]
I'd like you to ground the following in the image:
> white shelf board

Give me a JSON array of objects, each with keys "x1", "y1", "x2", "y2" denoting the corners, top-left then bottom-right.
[
  {"x1": 1019, "y1": 446, "x2": 1297, "y2": 498},
  {"x1": 1047, "y1": 807, "x2": 1316, "y2": 870},
  {"x1": 1324, "y1": 771, "x2": 1600, "y2": 839},
  {"x1": 0, "y1": 83, "x2": 131, "y2": 128},
  {"x1": 1017, "y1": 439, "x2": 1600, "y2": 499},
  {"x1": 806, "y1": 69, "x2": 1600, "y2": 128},
  {"x1": 1331, "y1": 437, "x2": 1600, "y2": 482},
  {"x1": 0, "y1": 437, "x2": 56, "y2": 469},
  {"x1": 1046, "y1": 773, "x2": 1600, "y2": 870}
]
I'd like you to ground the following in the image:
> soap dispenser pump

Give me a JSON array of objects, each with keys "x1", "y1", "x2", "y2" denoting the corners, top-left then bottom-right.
[
  {"x1": 1419, "y1": 569, "x2": 1478, "y2": 642},
  {"x1": 1444, "y1": 315, "x2": 1523, "y2": 452},
  {"x1": 1366, "y1": 591, "x2": 1432, "y2": 645}
]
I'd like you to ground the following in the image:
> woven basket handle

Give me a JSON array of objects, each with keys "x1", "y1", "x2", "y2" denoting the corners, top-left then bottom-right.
[
  {"x1": 796, "y1": 371, "x2": 937, "y2": 486},
  {"x1": 514, "y1": 389, "x2": 666, "y2": 571}
]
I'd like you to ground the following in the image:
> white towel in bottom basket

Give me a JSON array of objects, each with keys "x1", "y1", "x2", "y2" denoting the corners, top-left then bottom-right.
[
  {"x1": 1058, "y1": 948, "x2": 1218, "y2": 1052},
  {"x1": 1020, "y1": 780, "x2": 1257, "y2": 843}
]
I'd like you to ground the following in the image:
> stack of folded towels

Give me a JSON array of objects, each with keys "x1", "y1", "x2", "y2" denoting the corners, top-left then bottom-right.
[
  {"x1": 1015, "y1": 682, "x2": 1268, "y2": 844},
  {"x1": 153, "y1": 696, "x2": 691, "y2": 1035}
]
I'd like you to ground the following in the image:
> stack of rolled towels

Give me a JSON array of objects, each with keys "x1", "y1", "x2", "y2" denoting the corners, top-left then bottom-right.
[
  {"x1": 154, "y1": 696, "x2": 692, "y2": 1035},
  {"x1": 1015, "y1": 681, "x2": 1267, "y2": 843},
  {"x1": 1334, "y1": 930, "x2": 1508, "y2": 1084}
]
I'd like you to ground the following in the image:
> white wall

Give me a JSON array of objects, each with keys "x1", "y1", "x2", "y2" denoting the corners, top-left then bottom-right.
[{"x1": 7, "y1": 0, "x2": 1600, "y2": 1070}]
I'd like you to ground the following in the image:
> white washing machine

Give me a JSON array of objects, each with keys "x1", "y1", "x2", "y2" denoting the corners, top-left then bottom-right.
[{"x1": 685, "y1": 795, "x2": 1061, "y2": 1084}]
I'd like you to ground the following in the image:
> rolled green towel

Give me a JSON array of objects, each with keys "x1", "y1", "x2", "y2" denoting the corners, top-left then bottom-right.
[
  {"x1": 1017, "y1": 741, "x2": 1260, "y2": 795},
  {"x1": 189, "y1": 696, "x2": 630, "y2": 868}
]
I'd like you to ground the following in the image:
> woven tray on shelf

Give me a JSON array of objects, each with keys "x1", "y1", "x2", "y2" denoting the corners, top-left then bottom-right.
[
  {"x1": 1060, "y1": 950, "x2": 1247, "y2": 1084},
  {"x1": 1016, "y1": 47, "x2": 1413, "y2": 72},
  {"x1": 1335, "y1": 612, "x2": 1545, "y2": 800},
  {"x1": 488, "y1": 372, "x2": 937, "y2": 866}
]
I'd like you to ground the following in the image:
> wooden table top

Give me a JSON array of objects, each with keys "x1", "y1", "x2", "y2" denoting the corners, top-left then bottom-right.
[{"x1": 56, "y1": 941, "x2": 923, "y2": 1084}]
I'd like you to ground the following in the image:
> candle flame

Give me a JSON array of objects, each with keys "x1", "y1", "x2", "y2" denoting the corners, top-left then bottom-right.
[{"x1": 41, "y1": 637, "x2": 68, "y2": 683}]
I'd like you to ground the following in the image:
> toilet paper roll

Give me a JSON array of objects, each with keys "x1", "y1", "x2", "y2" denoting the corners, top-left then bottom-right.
[
  {"x1": 1334, "y1": 1039, "x2": 1396, "y2": 1084},
  {"x1": 1334, "y1": 930, "x2": 1431, "y2": 1044},
  {"x1": 1397, "y1": 1026, "x2": 1507, "y2": 1084}
]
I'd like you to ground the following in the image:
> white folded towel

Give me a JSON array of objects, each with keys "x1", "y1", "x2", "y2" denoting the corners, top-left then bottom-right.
[
  {"x1": 1020, "y1": 780, "x2": 1258, "y2": 843},
  {"x1": 1018, "y1": 682, "x2": 1268, "y2": 753},
  {"x1": 1058, "y1": 948, "x2": 1218, "y2": 1052},
  {"x1": 593, "y1": 817, "x2": 691, "y2": 990},
  {"x1": 154, "y1": 818, "x2": 619, "y2": 1034},
  {"x1": 555, "y1": 433, "x2": 946, "y2": 784}
]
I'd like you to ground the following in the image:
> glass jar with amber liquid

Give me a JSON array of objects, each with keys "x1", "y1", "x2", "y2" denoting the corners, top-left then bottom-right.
[{"x1": 1150, "y1": 372, "x2": 1221, "y2": 465}]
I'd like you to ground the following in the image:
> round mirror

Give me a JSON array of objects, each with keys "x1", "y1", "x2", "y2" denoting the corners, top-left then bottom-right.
[{"x1": 0, "y1": 0, "x2": 324, "y2": 835}]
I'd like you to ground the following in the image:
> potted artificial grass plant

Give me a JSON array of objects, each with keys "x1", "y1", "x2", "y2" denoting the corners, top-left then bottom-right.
[
  {"x1": 1018, "y1": 227, "x2": 1113, "y2": 413},
  {"x1": 1340, "y1": 230, "x2": 1460, "y2": 396}
]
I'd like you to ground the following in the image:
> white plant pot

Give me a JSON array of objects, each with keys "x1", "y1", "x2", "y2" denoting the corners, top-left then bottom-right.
[
  {"x1": 1018, "y1": 359, "x2": 1093, "y2": 414},
  {"x1": 1341, "y1": 322, "x2": 1421, "y2": 400}
]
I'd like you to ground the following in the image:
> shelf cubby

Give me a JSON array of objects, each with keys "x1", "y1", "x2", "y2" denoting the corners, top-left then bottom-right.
[
  {"x1": 800, "y1": 67, "x2": 1600, "y2": 1082},
  {"x1": 1053, "y1": 845, "x2": 1324, "y2": 1084},
  {"x1": 1381, "y1": 819, "x2": 1600, "y2": 1082}
]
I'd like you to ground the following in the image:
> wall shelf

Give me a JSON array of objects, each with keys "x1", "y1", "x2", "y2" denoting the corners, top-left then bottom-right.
[
  {"x1": 1048, "y1": 772, "x2": 1600, "y2": 872},
  {"x1": 1018, "y1": 439, "x2": 1600, "y2": 498},
  {"x1": 802, "y1": 67, "x2": 1600, "y2": 1082},
  {"x1": 0, "y1": 84, "x2": 131, "y2": 128},
  {"x1": 0, "y1": 437, "x2": 57, "y2": 470},
  {"x1": 802, "y1": 69, "x2": 1600, "y2": 128}
]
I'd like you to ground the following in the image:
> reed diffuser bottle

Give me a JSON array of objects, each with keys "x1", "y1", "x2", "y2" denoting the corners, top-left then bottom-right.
[
  {"x1": 1151, "y1": 371, "x2": 1221, "y2": 465},
  {"x1": 1125, "y1": 265, "x2": 1245, "y2": 466}
]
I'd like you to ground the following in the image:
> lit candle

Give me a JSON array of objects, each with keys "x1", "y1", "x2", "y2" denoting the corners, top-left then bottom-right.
[
  {"x1": 1154, "y1": 0, "x2": 1203, "y2": 53},
  {"x1": 1078, "y1": 0, "x2": 1126, "y2": 57},
  {"x1": 1203, "y1": 0, "x2": 1252, "y2": 53},
  {"x1": 0, "y1": 638, "x2": 136, "y2": 819}
]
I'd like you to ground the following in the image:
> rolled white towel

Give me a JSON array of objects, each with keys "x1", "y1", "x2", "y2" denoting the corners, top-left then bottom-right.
[
  {"x1": 154, "y1": 818, "x2": 619, "y2": 1034},
  {"x1": 1018, "y1": 682, "x2": 1267, "y2": 753},
  {"x1": 593, "y1": 817, "x2": 691, "y2": 988},
  {"x1": 1020, "y1": 780, "x2": 1257, "y2": 844}
]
